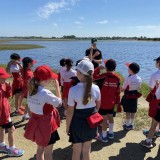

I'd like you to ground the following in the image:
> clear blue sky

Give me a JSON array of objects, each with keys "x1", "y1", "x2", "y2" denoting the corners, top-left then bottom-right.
[{"x1": 0, "y1": 0, "x2": 160, "y2": 37}]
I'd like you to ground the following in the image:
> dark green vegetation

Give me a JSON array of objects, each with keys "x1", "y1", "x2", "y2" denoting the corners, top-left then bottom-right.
[{"x1": 0, "y1": 44, "x2": 44, "y2": 51}]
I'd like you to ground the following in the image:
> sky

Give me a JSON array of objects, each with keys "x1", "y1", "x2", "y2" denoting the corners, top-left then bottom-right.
[{"x1": 0, "y1": 0, "x2": 160, "y2": 37}]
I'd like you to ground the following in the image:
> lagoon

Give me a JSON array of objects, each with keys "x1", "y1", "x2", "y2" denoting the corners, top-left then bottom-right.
[{"x1": 0, "y1": 40, "x2": 160, "y2": 82}]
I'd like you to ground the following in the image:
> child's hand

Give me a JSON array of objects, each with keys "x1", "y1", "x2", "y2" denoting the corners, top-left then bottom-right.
[{"x1": 53, "y1": 79, "x2": 59, "y2": 88}]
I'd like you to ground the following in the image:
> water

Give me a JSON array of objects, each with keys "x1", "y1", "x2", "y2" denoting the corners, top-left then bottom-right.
[{"x1": 0, "y1": 40, "x2": 160, "y2": 82}]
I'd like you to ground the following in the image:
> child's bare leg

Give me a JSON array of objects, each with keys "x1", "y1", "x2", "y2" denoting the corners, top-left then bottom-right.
[
  {"x1": 8, "y1": 125, "x2": 15, "y2": 147},
  {"x1": 0, "y1": 127, "x2": 5, "y2": 143},
  {"x1": 44, "y1": 144, "x2": 54, "y2": 160},
  {"x1": 37, "y1": 145, "x2": 45, "y2": 160},
  {"x1": 125, "y1": 112, "x2": 131, "y2": 126}
]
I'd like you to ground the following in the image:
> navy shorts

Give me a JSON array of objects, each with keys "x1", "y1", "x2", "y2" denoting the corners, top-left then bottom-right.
[
  {"x1": 99, "y1": 108, "x2": 114, "y2": 115},
  {"x1": 0, "y1": 122, "x2": 13, "y2": 129}
]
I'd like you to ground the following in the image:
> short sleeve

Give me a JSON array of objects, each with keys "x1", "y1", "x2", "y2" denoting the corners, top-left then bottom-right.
[
  {"x1": 68, "y1": 88, "x2": 75, "y2": 106},
  {"x1": 44, "y1": 90, "x2": 61, "y2": 107},
  {"x1": 122, "y1": 77, "x2": 129, "y2": 90},
  {"x1": 149, "y1": 75, "x2": 156, "y2": 89}
]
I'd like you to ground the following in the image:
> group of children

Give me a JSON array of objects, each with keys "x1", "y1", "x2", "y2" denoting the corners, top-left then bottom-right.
[{"x1": 0, "y1": 52, "x2": 160, "y2": 160}]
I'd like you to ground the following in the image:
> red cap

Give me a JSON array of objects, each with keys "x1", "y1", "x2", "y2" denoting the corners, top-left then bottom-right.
[
  {"x1": 34, "y1": 65, "x2": 58, "y2": 81},
  {"x1": 104, "y1": 59, "x2": 108, "y2": 64},
  {"x1": 0, "y1": 68, "x2": 10, "y2": 79},
  {"x1": 125, "y1": 62, "x2": 130, "y2": 67}
]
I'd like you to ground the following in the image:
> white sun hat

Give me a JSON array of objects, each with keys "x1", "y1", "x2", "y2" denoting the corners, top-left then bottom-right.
[{"x1": 76, "y1": 59, "x2": 94, "y2": 75}]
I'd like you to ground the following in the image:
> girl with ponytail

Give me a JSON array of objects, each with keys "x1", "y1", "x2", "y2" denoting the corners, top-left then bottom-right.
[
  {"x1": 66, "y1": 59, "x2": 101, "y2": 160},
  {"x1": 21, "y1": 57, "x2": 36, "y2": 121},
  {"x1": 24, "y1": 65, "x2": 62, "y2": 160}
]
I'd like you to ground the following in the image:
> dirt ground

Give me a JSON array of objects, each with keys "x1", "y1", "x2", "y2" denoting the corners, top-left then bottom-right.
[{"x1": 0, "y1": 97, "x2": 160, "y2": 160}]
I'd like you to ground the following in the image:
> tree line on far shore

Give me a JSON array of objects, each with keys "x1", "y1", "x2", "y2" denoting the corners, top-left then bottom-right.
[{"x1": 1, "y1": 35, "x2": 160, "y2": 41}]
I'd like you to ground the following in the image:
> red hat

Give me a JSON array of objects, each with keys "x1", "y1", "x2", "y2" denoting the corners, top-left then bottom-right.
[
  {"x1": 125, "y1": 62, "x2": 130, "y2": 67},
  {"x1": 34, "y1": 65, "x2": 58, "y2": 81},
  {"x1": 0, "y1": 68, "x2": 10, "y2": 79},
  {"x1": 104, "y1": 59, "x2": 109, "y2": 64}
]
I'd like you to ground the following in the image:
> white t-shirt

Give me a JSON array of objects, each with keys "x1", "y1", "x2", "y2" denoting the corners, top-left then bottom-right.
[
  {"x1": 27, "y1": 86, "x2": 61, "y2": 115},
  {"x1": 60, "y1": 68, "x2": 77, "y2": 83},
  {"x1": 68, "y1": 83, "x2": 101, "y2": 109},
  {"x1": 10, "y1": 64, "x2": 20, "y2": 73},
  {"x1": 122, "y1": 74, "x2": 142, "y2": 91},
  {"x1": 149, "y1": 70, "x2": 160, "y2": 89}
]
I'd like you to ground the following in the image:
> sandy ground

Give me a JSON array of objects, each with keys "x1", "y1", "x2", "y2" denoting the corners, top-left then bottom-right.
[{"x1": 0, "y1": 96, "x2": 160, "y2": 160}]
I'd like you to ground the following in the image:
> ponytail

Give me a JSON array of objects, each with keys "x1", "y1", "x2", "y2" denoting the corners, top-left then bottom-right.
[
  {"x1": 6, "y1": 61, "x2": 11, "y2": 73},
  {"x1": 83, "y1": 70, "x2": 93, "y2": 105},
  {"x1": 28, "y1": 77, "x2": 39, "y2": 96}
]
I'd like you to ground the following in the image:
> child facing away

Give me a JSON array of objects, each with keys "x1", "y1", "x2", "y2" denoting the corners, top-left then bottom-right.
[
  {"x1": 24, "y1": 65, "x2": 62, "y2": 160},
  {"x1": 60, "y1": 58, "x2": 77, "y2": 115},
  {"x1": 6, "y1": 53, "x2": 24, "y2": 115},
  {"x1": 121, "y1": 62, "x2": 142, "y2": 130},
  {"x1": 93, "y1": 59, "x2": 121, "y2": 142},
  {"x1": 66, "y1": 59, "x2": 101, "y2": 160},
  {"x1": 0, "y1": 67, "x2": 24, "y2": 157},
  {"x1": 141, "y1": 56, "x2": 160, "y2": 148},
  {"x1": 57, "y1": 58, "x2": 66, "y2": 92},
  {"x1": 21, "y1": 57, "x2": 36, "y2": 121}
]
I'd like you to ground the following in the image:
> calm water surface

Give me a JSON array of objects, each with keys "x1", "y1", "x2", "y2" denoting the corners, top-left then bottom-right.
[{"x1": 0, "y1": 40, "x2": 160, "y2": 82}]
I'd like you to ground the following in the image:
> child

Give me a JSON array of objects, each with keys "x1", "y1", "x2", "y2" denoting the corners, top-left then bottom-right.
[
  {"x1": 24, "y1": 65, "x2": 62, "y2": 160},
  {"x1": 93, "y1": 59, "x2": 121, "y2": 142},
  {"x1": 60, "y1": 58, "x2": 77, "y2": 114},
  {"x1": 121, "y1": 62, "x2": 142, "y2": 130},
  {"x1": 6, "y1": 53, "x2": 24, "y2": 115},
  {"x1": 57, "y1": 58, "x2": 66, "y2": 92},
  {"x1": 141, "y1": 56, "x2": 160, "y2": 148},
  {"x1": 0, "y1": 67, "x2": 24, "y2": 157},
  {"x1": 66, "y1": 59, "x2": 101, "y2": 160},
  {"x1": 21, "y1": 57, "x2": 36, "y2": 121}
]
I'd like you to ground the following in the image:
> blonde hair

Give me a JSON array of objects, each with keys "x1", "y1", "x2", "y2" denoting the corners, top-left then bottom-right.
[
  {"x1": 28, "y1": 77, "x2": 39, "y2": 96},
  {"x1": 83, "y1": 70, "x2": 93, "y2": 105}
]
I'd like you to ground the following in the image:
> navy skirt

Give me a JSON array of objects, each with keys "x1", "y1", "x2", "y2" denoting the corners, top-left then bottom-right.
[{"x1": 69, "y1": 107, "x2": 97, "y2": 144}]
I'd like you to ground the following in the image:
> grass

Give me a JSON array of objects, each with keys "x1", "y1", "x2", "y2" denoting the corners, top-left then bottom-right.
[{"x1": 0, "y1": 44, "x2": 44, "y2": 51}]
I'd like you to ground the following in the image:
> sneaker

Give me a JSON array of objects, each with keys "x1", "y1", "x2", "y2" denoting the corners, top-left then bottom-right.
[
  {"x1": 0, "y1": 145, "x2": 8, "y2": 153},
  {"x1": 96, "y1": 134, "x2": 108, "y2": 143},
  {"x1": 123, "y1": 124, "x2": 131, "y2": 130},
  {"x1": 20, "y1": 106, "x2": 25, "y2": 111},
  {"x1": 108, "y1": 132, "x2": 114, "y2": 139},
  {"x1": 129, "y1": 125, "x2": 134, "y2": 130},
  {"x1": 155, "y1": 131, "x2": 160, "y2": 137},
  {"x1": 141, "y1": 140, "x2": 153, "y2": 149},
  {"x1": 22, "y1": 114, "x2": 30, "y2": 121},
  {"x1": 143, "y1": 130, "x2": 157, "y2": 138},
  {"x1": 13, "y1": 109, "x2": 24, "y2": 116},
  {"x1": 7, "y1": 147, "x2": 24, "y2": 157}
]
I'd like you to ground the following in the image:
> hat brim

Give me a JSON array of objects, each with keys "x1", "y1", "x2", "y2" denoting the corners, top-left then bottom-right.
[
  {"x1": 125, "y1": 62, "x2": 130, "y2": 67},
  {"x1": 52, "y1": 72, "x2": 58, "y2": 79},
  {"x1": 0, "y1": 73, "x2": 11, "y2": 79},
  {"x1": 104, "y1": 59, "x2": 108, "y2": 64},
  {"x1": 32, "y1": 60, "x2": 37, "y2": 64}
]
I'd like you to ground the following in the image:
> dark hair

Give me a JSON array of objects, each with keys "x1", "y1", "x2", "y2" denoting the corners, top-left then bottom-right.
[
  {"x1": 76, "y1": 59, "x2": 82, "y2": 66},
  {"x1": 10, "y1": 53, "x2": 20, "y2": 60},
  {"x1": 28, "y1": 77, "x2": 39, "y2": 96},
  {"x1": 60, "y1": 58, "x2": 66, "y2": 67},
  {"x1": 22, "y1": 57, "x2": 33, "y2": 70},
  {"x1": 105, "y1": 59, "x2": 116, "y2": 71},
  {"x1": 65, "y1": 58, "x2": 73, "y2": 71},
  {"x1": 83, "y1": 70, "x2": 93, "y2": 105},
  {"x1": 129, "y1": 62, "x2": 140, "y2": 74}
]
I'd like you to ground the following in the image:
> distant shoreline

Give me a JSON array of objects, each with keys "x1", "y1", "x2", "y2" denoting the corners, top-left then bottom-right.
[{"x1": 0, "y1": 36, "x2": 160, "y2": 42}]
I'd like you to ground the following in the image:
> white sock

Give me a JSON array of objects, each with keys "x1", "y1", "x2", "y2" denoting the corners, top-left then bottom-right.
[
  {"x1": 126, "y1": 119, "x2": 130, "y2": 126},
  {"x1": 109, "y1": 123, "x2": 114, "y2": 133},
  {"x1": 102, "y1": 131, "x2": 107, "y2": 138},
  {"x1": 146, "y1": 139, "x2": 152, "y2": 143},
  {"x1": 130, "y1": 119, "x2": 134, "y2": 125},
  {"x1": 0, "y1": 142, "x2": 5, "y2": 146},
  {"x1": 8, "y1": 146, "x2": 15, "y2": 150}
]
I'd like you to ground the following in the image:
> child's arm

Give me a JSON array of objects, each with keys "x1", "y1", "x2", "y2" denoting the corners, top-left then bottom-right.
[{"x1": 5, "y1": 82, "x2": 12, "y2": 98}]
